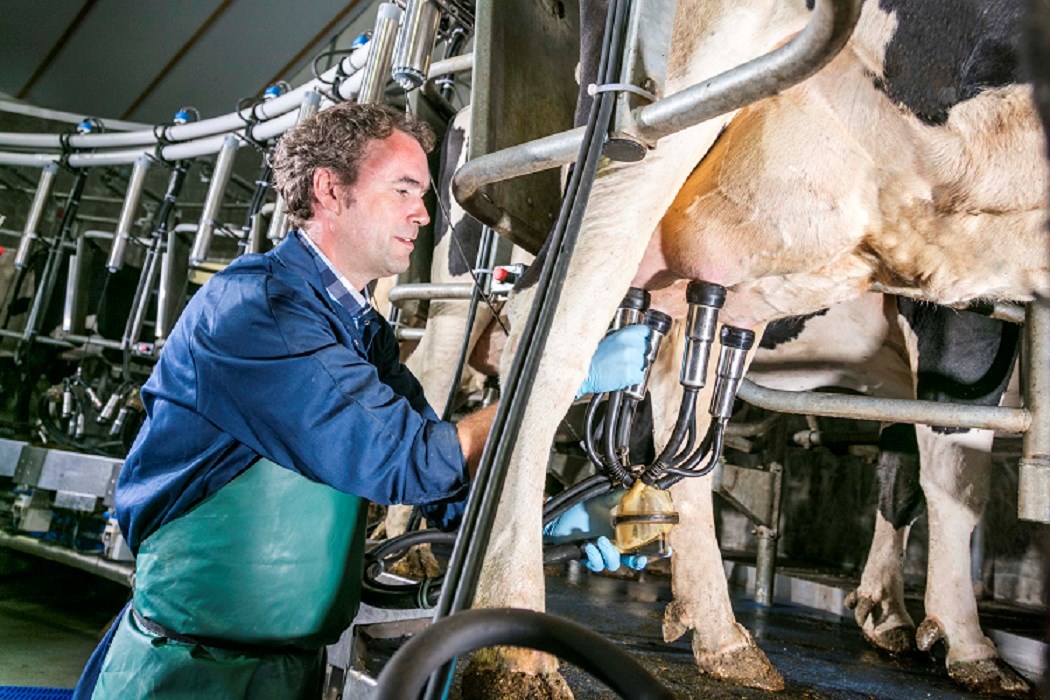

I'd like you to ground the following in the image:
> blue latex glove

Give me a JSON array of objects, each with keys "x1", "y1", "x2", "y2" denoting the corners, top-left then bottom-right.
[
  {"x1": 577, "y1": 325, "x2": 651, "y2": 398},
  {"x1": 544, "y1": 491, "x2": 649, "y2": 572}
]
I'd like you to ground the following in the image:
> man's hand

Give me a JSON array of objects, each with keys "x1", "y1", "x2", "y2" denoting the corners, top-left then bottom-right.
[
  {"x1": 543, "y1": 490, "x2": 648, "y2": 573},
  {"x1": 577, "y1": 325, "x2": 651, "y2": 398}
]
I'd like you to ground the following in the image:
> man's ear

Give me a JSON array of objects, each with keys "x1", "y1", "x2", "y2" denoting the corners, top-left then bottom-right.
[{"x1": 312, "y1": 168, "x2": 341, "y2": 215}]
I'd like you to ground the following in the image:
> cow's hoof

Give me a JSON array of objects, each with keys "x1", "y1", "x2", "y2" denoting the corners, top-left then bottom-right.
[
  {"x1": 864, "y1": 624, "x2": 916, "y2": 655},
  {"x1": 845, "y1": 590, "x2": 915, "y2": 654},
  {"x1": 915, "y1": 617, "x2": 945, "y2": 652},
  {"x1": 387, "y1": 544, "x2": 442, "y2": 579},
  {"x1": 461, "y1": 666, "x2": 574, "y2": 700},
  {"x1": 947, "y1": 657, "x2": 1031, "y2": 697},
  {"x1": 692, "y1": 637, "x2": 785, "y2": 692}
]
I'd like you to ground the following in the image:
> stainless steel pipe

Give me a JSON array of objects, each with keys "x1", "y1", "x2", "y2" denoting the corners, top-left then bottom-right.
[
  {"x1": 106, "y1": 156, "x2": 151, "y2": 272},
  {"x1": 736, "y1": 379, "x2": 1030, "y2": 434},
  {"x1": 358, "y1": 3, "x2": 403, "y2": 104},
  {"x1": 189, "y1": 135, "x2": 239, "y2": 266},
  {"x1": 387, "y1": 283, "x2": 476, "y2": 305},
  {"x1": 13, "y1": 164, "x2": 59, "y2": 270}
]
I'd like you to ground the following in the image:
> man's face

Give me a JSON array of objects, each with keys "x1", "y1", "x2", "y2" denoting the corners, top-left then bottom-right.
[{"x1": 332, "y1": 130, "x2": 431, "y2": 285}]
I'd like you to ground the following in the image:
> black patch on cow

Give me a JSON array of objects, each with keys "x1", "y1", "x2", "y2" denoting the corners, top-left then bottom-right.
[
  {"x1": 897, "y1": 298, "x2": 1020, "y2": 434},
  {"x1": 759, "y1": 309, "x2": 831, "y2": 350},
  {"x1": 876, "y1": 423, "x2": 926, "y2": 528},
  {"x1": 876, "y1": 0, "x2": 1024, "y2": 124},
  {"x1": 432, "y1": 125, "x2": 483, "y2": 277}
]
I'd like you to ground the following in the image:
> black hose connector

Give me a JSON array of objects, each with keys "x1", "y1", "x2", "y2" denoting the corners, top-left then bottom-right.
[
  {"x1": 719, "y1": 325, "x2": 755, "y2": 350},
  {"x1": 373, "y1": 608, "x2": 675, "y2": 700},
  {"x1": 645, "y1": 309, "x2": 672, "y2": 334},
  {"x1": 620, "y1": 287, "x2": 650, "y2": 313},
  {"x1": 686, "y1": 280, "x2": 727, "y2": 308}
]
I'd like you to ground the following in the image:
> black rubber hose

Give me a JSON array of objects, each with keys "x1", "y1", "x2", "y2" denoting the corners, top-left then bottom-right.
[
  {"x1": 601, "y1": 391, "x2": 632, "y2": 485},
  {"x1": 361, "y1": 541, "x2": 588, "y2": 608},
  {"x1": 542, "y1": 474, "x2": 610, "y2": 520},
  {"x1": 543, "y1": 481, "x2": 614, "y2": 525},
  {"x1": 641, "y1": 388, "x2": 698, "y2": 483},
  {"x1": 677, "y1": 419, "x2": 725, "y2": 473},
  {"x1": 583, "y1": 394, "x2": 607, "y2": 472},
  {"x1": 374, "y1": 608, "x2": 675, "y2": 700},
  {"x1": 657, "y1": 421, "x2": 726, "y2": 489}
]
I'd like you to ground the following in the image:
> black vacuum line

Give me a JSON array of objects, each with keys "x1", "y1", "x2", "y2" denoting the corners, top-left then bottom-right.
[{"x1": 374, "y1": 608, "x2": 674, "y2": 700}]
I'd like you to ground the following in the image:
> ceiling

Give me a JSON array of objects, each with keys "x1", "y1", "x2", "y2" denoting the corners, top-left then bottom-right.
[{"x1": 1, "y1": 0, "x2": 379, "y2": 125}]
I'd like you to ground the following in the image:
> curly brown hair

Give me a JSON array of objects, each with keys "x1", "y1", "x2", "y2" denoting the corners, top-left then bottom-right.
[{"x1": 271, "y1": 102, "x2": 436, "y2": 227}]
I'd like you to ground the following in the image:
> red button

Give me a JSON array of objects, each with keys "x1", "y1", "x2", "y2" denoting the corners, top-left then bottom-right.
[{"x1": 493, "y1": 267, "x2": 509, "y2": 282}]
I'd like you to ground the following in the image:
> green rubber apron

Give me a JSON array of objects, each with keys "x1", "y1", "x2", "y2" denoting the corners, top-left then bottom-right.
[{"x1": 92, "y1": 458, "x2": 367, "y2": 699}]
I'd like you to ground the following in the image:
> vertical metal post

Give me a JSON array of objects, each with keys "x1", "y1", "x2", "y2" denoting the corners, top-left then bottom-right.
[
  {"x1": 267, "y1": 91, "x2": 321, "y2": 242},
  {"x1": 1018, "y1": 301, "x2": 1050, "y2": 522},
  {"x1": 357, "y1": 3, "x2": 402, "y2": 104},
  {"x1": 106, "y1": 155, "x2": 151, "y2": 272},
  {"x1": 753, "y1": 464, "x2": 783, "y2": 606},
  {"x1": 189, "y1": 135, "x2": 239, "y2": 266},
  {"x1": 13, "y1": 163, "x2": 59, "y2": 270},
  {"x1": 156, "y1": 228, "x2": 191, "y2": 341}
]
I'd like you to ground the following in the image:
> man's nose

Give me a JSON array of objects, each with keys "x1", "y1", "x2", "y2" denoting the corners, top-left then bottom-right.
[{"x1": 411, "y1": 199, "x2": 430, "y2": 226}]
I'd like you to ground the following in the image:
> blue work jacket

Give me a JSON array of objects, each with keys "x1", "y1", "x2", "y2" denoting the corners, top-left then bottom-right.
[{"x1": 116, "y1": 232, "x2": 468, "y2": 552}]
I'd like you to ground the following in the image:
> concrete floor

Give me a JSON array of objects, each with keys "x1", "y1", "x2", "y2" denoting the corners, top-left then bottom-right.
[
  {"x1": 0, "y1": 551, "x2": 127, "y2": 689},
  {"x1": 2, "y1": 548, "x2": 1046, "y2": 698}
]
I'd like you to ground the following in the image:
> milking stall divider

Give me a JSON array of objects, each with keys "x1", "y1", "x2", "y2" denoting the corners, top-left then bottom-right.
[{"x1": 0, "y1": 0, "x2": 1045, "y2": 697}]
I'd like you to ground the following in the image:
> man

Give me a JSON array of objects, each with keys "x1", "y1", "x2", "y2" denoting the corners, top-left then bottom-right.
[{"x1": 73, "y1": 103, "x2": 649, "y2": 698}]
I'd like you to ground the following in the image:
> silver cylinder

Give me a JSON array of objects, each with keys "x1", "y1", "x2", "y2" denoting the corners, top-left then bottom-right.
[
  {"x1": 14, "y1": 163, "x2": 60, "y2": 270},
  {"x1": 106, "y1": 156, "x2": 151, "y2": 272},
  {"x1": 612, "y1": 307, "x2": 645, "y2": 330},
  {"x1": 710, "y1": 346, "x2": 750, "y2": 420},
  {"x1": 680, "y1": 305, "x2": 720, "y2": 388},
  {"x1": 625, "y1": 325, "x2": 667, "y2": 401},
  {"x1": 391, "y1": 0, "x2": 442, "y2": 91},
  {"x1": 190, "y1": 135, "x2": 239, "y2": 266},
  {"x1": 358, "y1": 4, "x2": 402, "y2": 104}
]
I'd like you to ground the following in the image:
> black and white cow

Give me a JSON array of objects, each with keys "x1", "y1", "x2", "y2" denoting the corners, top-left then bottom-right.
[
  {"x1": 464, "y1": 1, "x2": 1048, "y2": 697},
  {"x1": 751, "y1": 294, "x2": 1026, "y2": 694}
]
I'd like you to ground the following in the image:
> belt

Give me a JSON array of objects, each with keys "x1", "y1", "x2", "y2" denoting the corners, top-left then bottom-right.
[{"x1": 131, "y1": 606, "x2": 310, "y2": 656}]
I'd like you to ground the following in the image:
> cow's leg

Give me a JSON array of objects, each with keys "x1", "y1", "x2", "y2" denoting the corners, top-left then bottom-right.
[
  {"x1": 847, "y1": 513, "x2": 916, "y2": 653},
  {"x1": 847, "y1": 423, "x2": 923, "y2": 654},
  {"x1": 646, "y1": 323, "x2": 785, "y2": 691},
  {"x1": 916, "y1": 425, "x2": 1031, "y2": 695}
]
